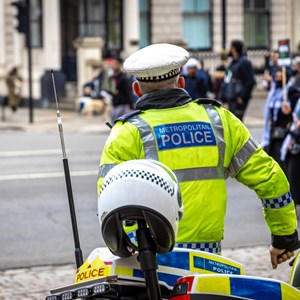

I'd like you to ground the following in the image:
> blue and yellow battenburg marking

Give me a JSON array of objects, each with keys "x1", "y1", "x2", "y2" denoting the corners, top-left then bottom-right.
[
  {"x1": 73, "y1": 247, "x2": 300, "y2": 299},
  {"x1": 289, "y1": 251, "x2": 300, "y2": 287},
  {"x1": 112, "y1": 248, "x2": 244, "y2": 289},
  {"x1": 153, "y1": 122, "x2": 216, "y2": 151},
  {"x1": 171, "y1": 274, "x2": 300, "y2": 300}
]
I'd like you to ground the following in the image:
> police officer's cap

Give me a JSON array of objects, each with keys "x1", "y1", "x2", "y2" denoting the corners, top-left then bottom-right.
[{"x1": 124, "y1": 43, "x2": 190, "y2": 82}]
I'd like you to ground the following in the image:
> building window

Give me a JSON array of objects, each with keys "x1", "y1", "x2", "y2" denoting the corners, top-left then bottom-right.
[
  {"x1": 78, "y1": 0, "x2": 105, "y2": 37},
  {"x1": 78, "y1": 0, "x2": 122, "y2": 54},
  {"x1": 30, "y1": 0, "x2": 42, "y2": 47},
  {"x1": 182, "y1": 0, "x2": 212, "y2": 50},
  {"x1": 139, "y1": 0, "x2": 150, "y2": 48},
  {"x1": 244, "y1": 0, "x2": 269, "y2": 49},
  {"x1": 107, "y1": 0, "x2": 123, "y2": 51}
]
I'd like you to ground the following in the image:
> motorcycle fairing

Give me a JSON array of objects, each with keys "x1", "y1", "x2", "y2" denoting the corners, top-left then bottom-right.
[
  {"x1": 112, "y1": 247, "x2": 244, "y2": 289},
  {"x1": 169, "y1": 274, "x2": 300, "y2": 300}
]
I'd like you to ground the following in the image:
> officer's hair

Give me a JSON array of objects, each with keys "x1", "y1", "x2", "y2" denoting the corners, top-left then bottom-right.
[{"x1": 137, "y1": 75, "x2": 180, "y2": 94}]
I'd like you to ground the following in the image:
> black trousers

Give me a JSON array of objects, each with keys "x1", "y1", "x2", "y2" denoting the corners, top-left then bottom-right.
[
  {"x1": 228, "y1": 98, "x2": 249, "y2": 122},
  {"x1": 269, "y1": 138, "x2": 287, "y2": 174},
  {"x1": 286, "y1": 152, "x2": 300, "y2": 206}
]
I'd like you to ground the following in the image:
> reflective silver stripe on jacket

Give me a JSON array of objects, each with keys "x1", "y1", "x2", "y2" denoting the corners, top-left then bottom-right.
[
  {"x1": 173, "y1": 167, "x2": 223, "y2": 182},
  {"x1": 98, "y1": 163, "x2": 117, "y2": 179},
  {"x1": 128, "y1": 116, "x2": 159, "y2": 160},
  {"x1": 203, "y1": 104, "x2": 226, "y2": 179},
  {"x1": 227, "y1": 137, "x2": 258, "y2": 177}
]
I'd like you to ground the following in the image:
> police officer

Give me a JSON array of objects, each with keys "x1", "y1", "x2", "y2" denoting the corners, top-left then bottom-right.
[{"x1": 97, "y1": 43, "x2": 298, "y2": 269}]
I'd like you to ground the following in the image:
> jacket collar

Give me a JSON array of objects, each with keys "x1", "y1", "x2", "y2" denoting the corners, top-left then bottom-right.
[{"x1": 135, "y1": 88, "x2": 192, "y2": 110}]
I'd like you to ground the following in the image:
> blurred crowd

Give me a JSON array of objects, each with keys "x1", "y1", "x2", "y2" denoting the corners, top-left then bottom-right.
[
  {"x1": 260, "y1": 51, "x2": 300, "y2": 214},
  {"x1": 76, "y1": 57, "x2": 136, "y2": 124},
  {"x1": 77, "y1": 40, "x2": 257, "y2": 124}
]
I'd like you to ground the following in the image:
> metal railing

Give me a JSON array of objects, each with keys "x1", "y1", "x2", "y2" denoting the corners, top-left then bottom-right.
[{"x1": 188, "y1": 49, "x2": 269, "y2": 74}]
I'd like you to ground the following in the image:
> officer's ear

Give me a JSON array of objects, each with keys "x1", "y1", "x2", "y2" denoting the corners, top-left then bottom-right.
[
  {"x1": 133, "y1": 81, "x2": 142, "y2": 98},
  {"x1": 177, "y1": 76, "x2": 185, "y2": 89}
]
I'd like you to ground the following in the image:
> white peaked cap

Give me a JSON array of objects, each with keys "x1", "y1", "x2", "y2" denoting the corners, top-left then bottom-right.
[{"x1": 124, "y1": 43, "x2": 190, "y2": 82}]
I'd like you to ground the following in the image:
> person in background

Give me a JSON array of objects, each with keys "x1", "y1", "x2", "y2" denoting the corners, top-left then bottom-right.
[
  {"x1": 279, "y1": 57, "x2": 300, "y2": 216},
  {"x1": 83, "y1": 60, "x2": 110, "y2": 99},
  {"x1": 108, "y1": 57, "x2": 134, "y2": 124},
  {"x1": 262, "y1": 50, "x2": 292, "y2": 91},
  {"x1": 197, "y1": 59, "x2": 213, "y2": 97},
  {"x1": 98, "y1": 43, "x2": 298, "y2": 270},
  {"x1": 76, "y1": 85, "x2": 93, "y2": 111},
  {"x1": 76, "y1": 84, "x2": 109, "y2": 117},
  {"x1": 220, "y1": 40, "x2": 256, "y2": 121},
  {"x1": 262, "y1": 50, "x2": 280, "y2": 91},
  {"x1": 183, "y1": 57, "x2": 207, "y2": 99},
  {"x1": 287, "y1": 56, "x2": 300, "y2": 105},
  {"x1": 261, "y1": 68, "x2": 292, "y2": 172},
  {"x1": 5, "y1": 66, "x2": 23, "y2": 112},
  {"x1": 281, "y1": 98, "x2": 300, "y2": 216},
  {"x1": 213, "y1": 50, "x2": 228, "y2": 99}
]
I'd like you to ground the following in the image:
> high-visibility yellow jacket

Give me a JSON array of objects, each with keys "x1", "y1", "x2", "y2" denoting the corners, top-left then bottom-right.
[{"x1": 98, "y1": 89, "x2": 297, "y2": 244}]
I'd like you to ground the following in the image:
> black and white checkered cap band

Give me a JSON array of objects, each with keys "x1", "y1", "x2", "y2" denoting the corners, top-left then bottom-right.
[
  {"x1": 261, "y1": 192, "x2": 293, "y2": 209},
  {"x1": 175, "y1": 242, "x2": 222, "y2": 254},
  {"x1": 101, "y1": 168, "x2": 175, "y2": 196},
  {"x1": 136, "y1": 67, "x2": 181, "y2": 82}
]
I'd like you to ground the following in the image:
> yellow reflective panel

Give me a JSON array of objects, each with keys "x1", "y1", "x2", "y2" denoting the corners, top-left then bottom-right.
[
  {"x1": 194, "y1": 275, "x2": 231, "y2": 295},
  {"x1": 114, "y1": 266, "x2": 134, "y2": 277},
  {"x1": 281, "y1": 281, "x2": 300, "y2": 300}
]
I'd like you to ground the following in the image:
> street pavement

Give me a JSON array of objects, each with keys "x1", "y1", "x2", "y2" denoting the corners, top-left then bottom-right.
[
  {"x1": 0, "y1": 93, "x2": 298, "y2": 299},
  {"x1": 0, "y1": 247, "x2": 296, "y2": 299},
  {"x1": 0, "y1": 105, "x2": 111, "y2": 134}
]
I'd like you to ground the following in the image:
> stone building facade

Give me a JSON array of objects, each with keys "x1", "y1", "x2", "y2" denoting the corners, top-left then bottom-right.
[{"x1": 0, "y1": 0, "x2": 299, "y2": 104}]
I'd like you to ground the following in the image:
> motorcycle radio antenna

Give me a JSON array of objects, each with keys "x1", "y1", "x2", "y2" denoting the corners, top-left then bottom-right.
[{"x1": 51, "y1": 70, "x2": 83, "y2": 269}]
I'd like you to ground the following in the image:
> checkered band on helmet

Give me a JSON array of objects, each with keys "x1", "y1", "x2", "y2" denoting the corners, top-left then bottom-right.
[{"x1": 100, "y1": 168, "x2": 175, "y2": 196}]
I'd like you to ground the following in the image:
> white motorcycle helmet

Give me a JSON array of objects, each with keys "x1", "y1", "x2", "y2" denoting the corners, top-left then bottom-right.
[{"x1": 98, "y1": 159, "x2": 183, "y2": 258}]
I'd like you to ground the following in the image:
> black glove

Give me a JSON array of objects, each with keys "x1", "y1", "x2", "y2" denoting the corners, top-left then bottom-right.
[{"x1": 272, "y1": 230, "x2": 300, "y2": 251}]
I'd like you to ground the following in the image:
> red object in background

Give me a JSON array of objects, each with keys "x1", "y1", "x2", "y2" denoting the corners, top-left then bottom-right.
[{"x1": 169, "y1": 275, "x2": 195, "y2": 300}]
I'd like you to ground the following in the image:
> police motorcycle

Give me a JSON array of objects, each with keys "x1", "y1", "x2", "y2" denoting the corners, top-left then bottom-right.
[
  {"x1": 45, "y1": 158, "x2": 300, "y2": 300},
  {"x1": 46, "y1": 73, "x2": 300, "y2": 300}
]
